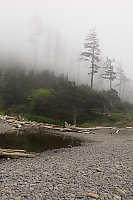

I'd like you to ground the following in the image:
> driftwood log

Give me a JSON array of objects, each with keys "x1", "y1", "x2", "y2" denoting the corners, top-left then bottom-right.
[{"x1": 0, "y1": 148, "x2": 35, "y2": 158}]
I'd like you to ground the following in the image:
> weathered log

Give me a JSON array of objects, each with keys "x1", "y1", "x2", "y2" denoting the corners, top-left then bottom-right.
[
  {"x1": 0, "y1": 148, "x2": 35, "y2": 158},
  {"x1": 0, "y1": 148, "x2": 26, "y2": 153}
]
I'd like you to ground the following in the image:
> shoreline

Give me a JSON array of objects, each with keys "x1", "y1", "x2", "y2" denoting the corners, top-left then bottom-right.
[
  {"x1": 0, "y1": 126, "x2": 133, "y2": 199},
  {"x1": 0, "y1": 114, "x2": 132, "y2": 141}
]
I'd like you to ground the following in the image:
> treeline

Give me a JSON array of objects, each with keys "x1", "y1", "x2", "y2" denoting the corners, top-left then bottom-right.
[{"x1": 0, "y1": 66, "x2": 132, "y2": 125}]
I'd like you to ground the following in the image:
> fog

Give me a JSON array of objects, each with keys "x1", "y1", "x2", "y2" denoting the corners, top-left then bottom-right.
[{"x1": 0, "y1": 0, "x2": 133, "y2": 101}]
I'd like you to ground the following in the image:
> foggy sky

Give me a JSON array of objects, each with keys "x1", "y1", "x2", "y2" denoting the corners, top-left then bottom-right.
[{"x1": 0, "y1": 0, "x2": 133, "y2": 79}]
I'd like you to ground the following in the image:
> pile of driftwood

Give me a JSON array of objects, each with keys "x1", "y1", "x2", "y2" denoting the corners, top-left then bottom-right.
[
  {"x1": 0, "y1": 148, "x2": 35, "y2": 159},
  {"x1": 0, "y1": 114, "x2": 132, "y2": 135}
]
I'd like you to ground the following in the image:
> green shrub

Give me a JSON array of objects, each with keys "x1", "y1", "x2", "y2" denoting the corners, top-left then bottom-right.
[{"x1": 24, "y1": 113, "x2": 64, "y2": 126}]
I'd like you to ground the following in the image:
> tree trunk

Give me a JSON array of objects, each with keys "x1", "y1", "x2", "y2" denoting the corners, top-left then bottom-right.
[
  {"x1": 73, "y1": 107, "x2": 77, "y2": 126},
  {"x1": 0, "y1": 148, "x2": 35, "y2": 158},
  {"x1": 90, "y1": 48, "x2": 95, "y2": 89}
]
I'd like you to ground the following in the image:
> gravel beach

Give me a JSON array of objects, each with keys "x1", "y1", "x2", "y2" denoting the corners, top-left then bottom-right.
[{"x1": 0, "y1": 129, "x2": 133, "y2": 200}]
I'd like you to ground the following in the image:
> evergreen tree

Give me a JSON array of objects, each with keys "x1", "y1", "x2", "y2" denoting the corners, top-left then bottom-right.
[
  {"x1": 102, "y1": 57, "x2": 116, "y2": 89},
  {"x1": 81, "y1": 29, "x2": 100, "y2": 88}
]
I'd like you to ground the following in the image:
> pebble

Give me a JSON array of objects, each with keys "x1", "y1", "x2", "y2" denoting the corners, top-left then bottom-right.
[
  {"x1": 87, "y1": 192, "x2": 99, "y2": 199},
  {"x1": 0, "y1": 127, "x2": 133, "y2": 199},
  {"x1": 113, "y1": 194, "x2": 121, "y2": 200}
]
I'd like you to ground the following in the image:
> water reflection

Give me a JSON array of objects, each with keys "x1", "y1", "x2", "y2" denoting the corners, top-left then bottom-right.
[{"x1": 0, "y1": 132, "x2": 82, "y2": 153}]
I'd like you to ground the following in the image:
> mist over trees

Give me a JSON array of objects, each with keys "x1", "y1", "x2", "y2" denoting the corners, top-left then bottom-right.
[
  {"x1": 0, "y1": 12, "x2": 133, "y2": 125},
  {"x1": 80, "y1": 29, "x2": 101, "y2": 88},
  {"x1": 102, "y1": 57, "x2": 117, "y2": 90},
  {"x1": 0, "y1": 62, "x2": 132, "y2": 126},
  {"x1": 0, "y1": 12, "x2": 133, "y2": 102}
]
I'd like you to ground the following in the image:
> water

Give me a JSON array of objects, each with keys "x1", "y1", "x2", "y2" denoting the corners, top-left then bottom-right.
[{"x1": 0, "y1": 132, "x2": 82, "y2": 153}]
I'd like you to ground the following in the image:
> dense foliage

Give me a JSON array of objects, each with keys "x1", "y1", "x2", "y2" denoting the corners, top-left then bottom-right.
[{"x1": 0, "y1": 65, "x2": 132, "y2": 126}]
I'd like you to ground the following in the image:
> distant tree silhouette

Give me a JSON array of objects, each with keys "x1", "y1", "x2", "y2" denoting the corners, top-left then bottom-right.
[
  {"x1": 102, "y1": 57, "x2": 116, "y2": 89},
  {"x1": 81, "y1": 29, "x2": 100, "y2": 88}
]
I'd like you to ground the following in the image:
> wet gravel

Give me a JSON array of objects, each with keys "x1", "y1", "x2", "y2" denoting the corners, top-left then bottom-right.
[{"x1": 0, "y1": 130, "x2": 133, "y2": 200}]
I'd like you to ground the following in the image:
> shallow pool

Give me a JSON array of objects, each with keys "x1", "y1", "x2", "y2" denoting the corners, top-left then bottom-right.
[{"x1": 0, "y1": 131, "x2": 82, "y2": 153}]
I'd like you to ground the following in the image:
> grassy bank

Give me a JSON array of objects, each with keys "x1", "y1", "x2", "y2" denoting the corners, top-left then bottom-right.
[
  {"x1": 1, "y1": 109, "x2": 133, "y2": 128},
  {"x1": 23, "y1": 114, "x2": 64, "y2": 126},
  {"x1": 80, "y1": 112, "x2": 133, "y2": 128}
]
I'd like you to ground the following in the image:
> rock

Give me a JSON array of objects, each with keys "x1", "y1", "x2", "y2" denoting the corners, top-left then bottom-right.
[
  {"x1": 14, "y1": 196, "x2": 24, "y2": 200},
  {"x1": 114, "y1": 187, "x2": 126, "y2": 197},
  {"x1": 113, "y1": 194, "x2": 121, "y2": 200},
  {"x1": 95, "y1": 168, "x2": 102, "y2": 172},
  {"x1": 115, "y1": 130, "x2": 120, "y2": 134},
  {"x1": 87, "y1": 193, "x2": 99, "y2": 199},
  {"x1": 112, "y1": 170, "x2": 120, "y2": 174},
  {"x1": 115, "y1": 164, "x2": 120, "y2": 169},
  {"x1": 101, "y1": 193, "x2": 112, "y2": 199}
]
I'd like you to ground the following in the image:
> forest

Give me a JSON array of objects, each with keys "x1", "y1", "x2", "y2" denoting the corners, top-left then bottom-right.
[
  {"x1": 0, "y1": 26, "x2": 132, "y2": 128},
  {"x1": 0, "y1": 28, "x2": 133, "y2": 128},
  {"x1": 0, "y1": 63, "x2": 132, "y2": 127}
]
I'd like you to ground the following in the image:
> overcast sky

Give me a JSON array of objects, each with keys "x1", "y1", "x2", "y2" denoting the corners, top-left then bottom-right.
[{"x1": 0, "y1": 0, "x2": 133, "y2": 78}]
